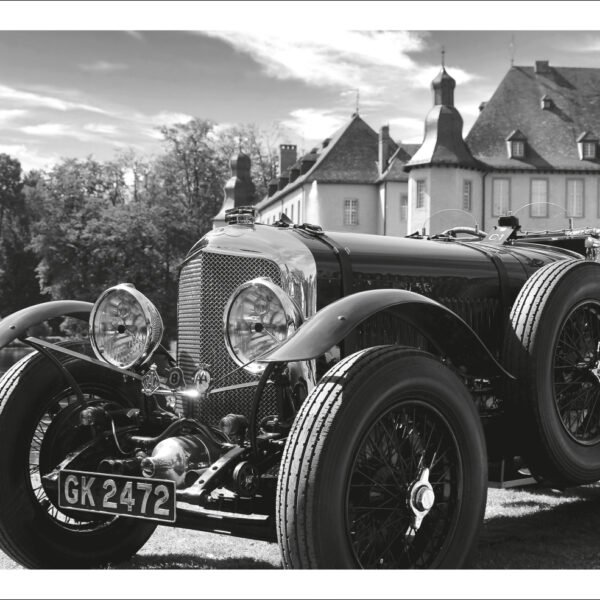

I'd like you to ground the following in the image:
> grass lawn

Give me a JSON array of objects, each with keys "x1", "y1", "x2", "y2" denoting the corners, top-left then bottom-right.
[{"x1": 1, "y1": 482, "x2": 600, "y2": 569}]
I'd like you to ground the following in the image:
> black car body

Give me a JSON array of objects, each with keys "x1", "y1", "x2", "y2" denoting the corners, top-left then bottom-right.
[{"x1": 1, "y1": 209, "x2": 599, "y2": 568}]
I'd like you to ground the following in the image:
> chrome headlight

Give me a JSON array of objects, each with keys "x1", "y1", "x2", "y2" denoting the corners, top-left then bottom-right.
[
  {"x1": 224, "y1": 278, "x2": 302, "y2": 374},
  {"x1": 89, "y1": 283, "x2": 163, "y2": 370}
]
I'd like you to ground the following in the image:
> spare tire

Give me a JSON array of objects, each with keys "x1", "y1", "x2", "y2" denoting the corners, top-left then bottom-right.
[{"x1": 504, "y1": 258, "x2": 600, "y2": 486}]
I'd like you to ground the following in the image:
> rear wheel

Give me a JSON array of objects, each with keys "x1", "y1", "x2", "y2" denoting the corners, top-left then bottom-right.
[
  {"x1": 0, "y1": 344, "x2": 156, "y2": 568},
  {"x1": 276, "y1": 346, "x2": 487, "y2": 569},
  {"x1": 504, "y1": 259, "x2": 600, "y2": 486}
]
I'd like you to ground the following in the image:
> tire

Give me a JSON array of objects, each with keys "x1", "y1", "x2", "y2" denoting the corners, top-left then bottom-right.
[
  {"x1": 276, "y1": 346, "x2": 487, "y2": 569},
  {"x1": 504, "y1": 258, "x2": 600, "y2": 487},
  {"x1": 0, "y1": 343, "x2": 156, "y2": 568}
]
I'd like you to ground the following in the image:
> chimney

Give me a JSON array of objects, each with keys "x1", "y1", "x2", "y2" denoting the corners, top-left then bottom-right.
[
  {"x1": 277, "y1": 174, "x2": 289, "y2": 191},
  {"x1": 267, "y1": 178, "x2": 278, "y2": 197},
  {"x1": 535, "y1": 60, "x2": 550, "y2": 74},
  {"x1": 378, "y1": 125, "x2": 391, "y2": 175},
  {"x1": 300, "y1": 149, "x2": 318, "y2": 174},
  {"x1": 289, "y1": 164, "x2": 300, "y2": 183},
  {"x1": 278, "y1": 144, "x2": 297, "y2": 176}
]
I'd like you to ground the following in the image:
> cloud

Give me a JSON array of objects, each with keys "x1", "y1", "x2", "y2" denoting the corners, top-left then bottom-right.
[
  {"x1": 410, "y1": 65, "x2": 478, "y2": 89},
  {"x1": 79, "y1": 61, "x2": 129, "y2": 73},
  {"x1": 201, "y1": 30, "x2": 477, "y2": 99},
  {"x1": 388, "y1": 116, "x2": 425, "y2": 141},
  {"x1": 281, "y1": 108, "x2": 346, "y2": 141},
  {"x1": 83, "y1": 123, "x2": 119, "y2": 135},
  {"x1": 0, "y1": 84, "x2": 108, "y2": 114},
  {"x1": 202, "y1": 30, "x2": 418, "y2": 96},
  {"x1": 21, "y1": 123, "x2": 74, "y2": 136},
  {"x1": 20, "y1": 122, "x2": 95, "y2": 142},
  {"x1": 0, "y1": 144, "x2": 58, "y2": 171},
  {"x1": 0, "y1": 109, "x2": 28, "y2": 123},
  {"x1": 150, "y1": 111, "x2": 194, "y2": 127},
  {"x1": 141, "y1": 127, "x2": 164, "y2": 141},
  {"x1": 135, "y1": 112, "x2": 195, "y2": 141}
]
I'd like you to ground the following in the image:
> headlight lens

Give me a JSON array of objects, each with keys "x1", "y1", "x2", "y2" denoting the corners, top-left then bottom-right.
[
  {"x1": 224, "y1": 278, "x2": 302, "y2": 374},
  {"x1": 89, "y1": 283, "x2": 163, "y2": 370}
]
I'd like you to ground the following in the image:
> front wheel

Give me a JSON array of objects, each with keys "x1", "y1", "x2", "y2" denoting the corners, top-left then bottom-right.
[
  {"x1": 0, "y1": 344, "x2": 156, "y2": 568},
  {"x1": 276, "y1": 346, "x2": 487, "y2": 569}
]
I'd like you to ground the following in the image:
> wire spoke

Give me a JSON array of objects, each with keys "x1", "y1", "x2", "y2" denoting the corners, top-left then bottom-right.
[
  {"x1": 554, "y1": 302, "x2": 600, "y2": 443},
  {"x1": 346, "y1": 400, "x2": 460, "y2": 568}
]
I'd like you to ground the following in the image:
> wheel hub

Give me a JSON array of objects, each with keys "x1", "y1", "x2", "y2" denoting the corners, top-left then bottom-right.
[
  {"x1": 414, "y1": 485, "x2": 435, "y2": 511},
  {"x1": 408, "y1": 468, "x2": 435, "y2": 529}
]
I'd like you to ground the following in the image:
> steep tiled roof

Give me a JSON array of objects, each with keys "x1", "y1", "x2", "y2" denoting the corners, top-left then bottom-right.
[
  {"x1": 379, "y1": 144, "x2": 419, "y2": 182},
  {"x1": 255, "y1": 114, "x2": 380, "y2": 211},
  {"x1": 309, "y1": 114, "x2": 380, "y2": 182},
  {"x1": 466, "y1": 65, "x2": 600, "y2": 171}
]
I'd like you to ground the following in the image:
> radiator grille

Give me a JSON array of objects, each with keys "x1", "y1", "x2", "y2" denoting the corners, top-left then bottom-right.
[{"x1": 177, "y1": 251, "x2": 281, "y2": 425}]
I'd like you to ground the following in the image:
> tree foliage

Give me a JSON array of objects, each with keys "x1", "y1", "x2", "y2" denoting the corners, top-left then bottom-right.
[
  {"x1": 0, "y1": 118, "x2": 284, "y2": 338},
  {"x1": 0, "y1": 154, "x2": 47, "y2": 317}
]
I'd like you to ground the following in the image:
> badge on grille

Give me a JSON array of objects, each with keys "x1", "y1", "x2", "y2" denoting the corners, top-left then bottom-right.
[
  {"x1": 142, "y1": 364, "x2": 161, "y2": 396},
  {"x1": 167, "y1": 367, "x2": 186, "y2": 389},
  {"x1": 193, "y1": 364, "x2": 211, "y2": 395}
]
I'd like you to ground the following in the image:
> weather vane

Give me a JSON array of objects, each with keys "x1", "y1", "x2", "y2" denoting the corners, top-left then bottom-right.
[
  {"x1": 441, "y1": 46, "x2": 446, "y2": 68},
  {"x1": 510, "y1": 33, "x2": 515, "y2": 67}
]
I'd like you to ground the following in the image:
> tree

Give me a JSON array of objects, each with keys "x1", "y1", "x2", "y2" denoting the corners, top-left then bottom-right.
[
  {"x1": 0, "y1": 155, "x2": 47, "y2": 317},
  {"x1": 0, "y1": 154, "x2": 23, "y2": 237},
  {"x1": 1, "y1": 118, "x2": 289, "y2": 336},
  {"x1": 155, "y1": 119, "x2": 224, "y2": 232}
]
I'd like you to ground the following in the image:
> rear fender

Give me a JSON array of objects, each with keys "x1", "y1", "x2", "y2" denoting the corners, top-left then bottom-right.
[
  {"x1": 262, "y1": 289, "x2": 513, "y2": 379},
  {"x1": 0, "y1": 301, "x2": 93, "y2": 349}
]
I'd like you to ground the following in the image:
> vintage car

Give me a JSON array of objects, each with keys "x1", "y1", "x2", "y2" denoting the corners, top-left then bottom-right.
[{"x1": 0, "y1": 206, "x2": 600, "y2": 569}]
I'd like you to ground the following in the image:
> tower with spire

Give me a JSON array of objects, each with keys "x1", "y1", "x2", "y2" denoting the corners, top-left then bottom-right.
[{"x1": 404, "y1": 54, "x2": 480, "y2": 235}]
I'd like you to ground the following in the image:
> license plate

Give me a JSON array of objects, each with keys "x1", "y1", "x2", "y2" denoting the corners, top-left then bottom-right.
[{"x1": 58, "y1": 470, "x2": 177, "y2": 523}]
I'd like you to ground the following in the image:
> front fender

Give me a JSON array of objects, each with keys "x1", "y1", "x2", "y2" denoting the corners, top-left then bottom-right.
[
  {"x1": 262, "y1": 289, "x2": 513, "y2": 379},
  {"x1": 0, "y1": 301, "x2": 93, "y2": 349}
]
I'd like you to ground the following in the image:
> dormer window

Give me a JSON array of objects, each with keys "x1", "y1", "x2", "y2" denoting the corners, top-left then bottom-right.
[
  {"x1": 583, "y1": 142, "x2": 596, "y2": 159},
  {"x1": 511, "y1": 141, "x2": 525, "y2": 158},
  {"x1": 506, "y1": 129, "x2": 527, "y2": 159},
  {"x1": 577, "y1": 132, "x2": 598, "y2": 160},
  {"x1": 541, "y1": 95, "x2": 553, "y2": 110}
]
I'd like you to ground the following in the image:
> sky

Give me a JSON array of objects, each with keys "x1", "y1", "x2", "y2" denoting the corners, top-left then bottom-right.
[{"x1": 1, "y1": 2, "x2": 599, "y2": 171}]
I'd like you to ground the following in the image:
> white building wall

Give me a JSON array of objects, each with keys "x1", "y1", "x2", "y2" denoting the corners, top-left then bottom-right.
[
  {"x1": 380, "y1": 181, "x2": 410, "y2": 237},
  {"x1": 261, "y1": 182, "x2": 380, "y2": 233},
  {"x1": 304, "y1": 183, "x2": 379, "y2": 233},
  {"x1": 408, "y1": 168, "x2": 483, "y2": 235},
  {"x1": 258, "y1": 180, "x2": 408, "y2": 236},
  {"x1": 258, "y1": 188, "x2": 304, "y2": 225},
  {"x1": 483, "y1": 172, "x2": 600, "y2": 232}
]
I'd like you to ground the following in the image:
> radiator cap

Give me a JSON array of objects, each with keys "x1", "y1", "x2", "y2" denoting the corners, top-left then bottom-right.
[{"x1": 225, "y1": 206, "x2": 256, "y2": 225}]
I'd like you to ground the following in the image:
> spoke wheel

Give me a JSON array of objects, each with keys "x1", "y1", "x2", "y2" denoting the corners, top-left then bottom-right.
[
  {"x1": 553, "y1": 301, "x2": 600, "y2": 445},
  {"x1": 277, "y1": 346, "x2": 487, "y2": 569},
  {"x1": 29, "y1": 390, "x2": 118, "y2": 531},
  {"x1": 504, "y1": 259, "x2": 600, "y2": 486},
  {"x1": 0, "y1": 343, "x2": 156, "y2": 568},
  {"x1": 347, "y1": 401, "x2": 461, "y2": 568}
]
